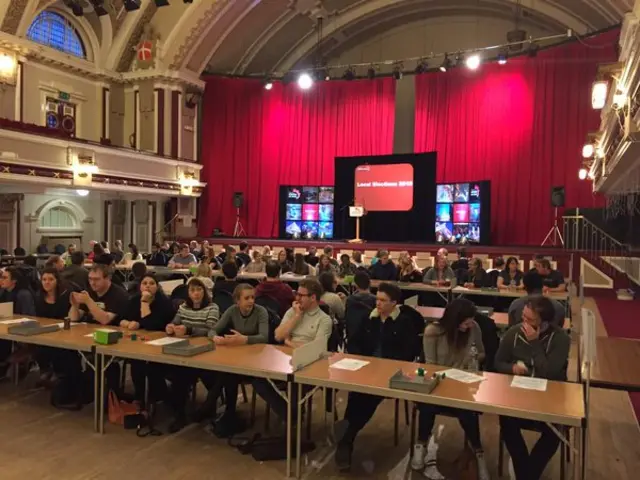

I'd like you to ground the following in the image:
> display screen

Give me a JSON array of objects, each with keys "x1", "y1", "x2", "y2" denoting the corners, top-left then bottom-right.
[
  {"x1": 354, "y1": 163, "x2": 414, "y2": 211},
  {"x1": 435, "y1": 182, "x2": 485, "y2": 244},
  {"x1": 282, "y1": 185, "x2": 335, "y2": 239}
]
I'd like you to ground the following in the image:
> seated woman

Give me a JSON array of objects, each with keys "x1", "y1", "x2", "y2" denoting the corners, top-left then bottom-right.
[
  {"x1": 316, "y1": 254, "x2": 337, "y2": 276},
  {"x1": 319, "y1": 271, "x2": 346, "y2": 321},
  {"x1": 413, "y1": 298, "x2": 488, "y2": 480},
  {"x1": 337, "y1": 254, "x2": 356, "y2": 278},
  {"x1": 497, "y1": 256, "x2": 524, "y2": 290},
  {"x1": 461, "y1": 258, "x2": 489, "y2": 288},
  {"x1": 243, "y1": 250, "x2": 266, "y2": 273},
  {"x1": 276, "y1": 249, "x2": 292, "y2": 274},
  {"x1": 423, "y1": 255, "x2": 456, "y2": 286},
  {"x1": 397, "y1": 251, "x2": 423, "y2": 282},
  {"x1": 164, "y1": 277, "x2": 219, "y2": 433},
  {"x1": 121, "y1": 243, "x2": 143, "y2": 264},
  {"x1": 123, "y1": 274, "x2": 176, "y2": 406},
  {"x1": 206, "y1": 284, "x2": 269, "y2": 435},
  {"x1": 292, "y1": 253, "x2": 315, "y2": 276},
  {"x1": 34, "y1": 268, "x2": 74, "y2": 387}
]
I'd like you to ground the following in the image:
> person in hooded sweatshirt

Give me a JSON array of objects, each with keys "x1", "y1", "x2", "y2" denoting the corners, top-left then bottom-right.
[
  {"x1": 369, "y1": 249, "x2": 397, "y2": 281},
  {"x1": 495, "y1": 295, "x2": 570, "y2": 480},
  {"x1": 255, "y1": 260, "x2": 295, "y2": 318}
]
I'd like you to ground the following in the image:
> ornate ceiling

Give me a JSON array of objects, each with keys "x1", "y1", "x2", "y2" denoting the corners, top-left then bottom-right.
[{"x1": 0, "y1": 0, "x2": 632, "y2": 79}]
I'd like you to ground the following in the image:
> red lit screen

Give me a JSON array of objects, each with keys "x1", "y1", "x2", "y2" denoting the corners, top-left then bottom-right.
[
  {"x1": 354, "y1": 164, "x2": 414, "y2": 211},
  {"x1": 302, "y1": 204, "x2": 319, "y2": 221},
  {"x1": 453, "y1": 204, "x2": 470, "y2": 223}
]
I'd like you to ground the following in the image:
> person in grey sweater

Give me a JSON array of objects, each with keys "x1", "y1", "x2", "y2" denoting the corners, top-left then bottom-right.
[
  {"x1": 495, "y1": 295, "x2": 571, "y2": 480},
  {"x1": 413, "y1": 299, "x2": 489, "y2": 480},
  {"x1": 423, "y1": 255, "x2": 456, "y2": 286}
]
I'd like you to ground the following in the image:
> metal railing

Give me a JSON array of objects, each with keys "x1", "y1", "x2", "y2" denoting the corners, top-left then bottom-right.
[{"x1": 562, "y1": 212, "x2": 637, "y2": 285}]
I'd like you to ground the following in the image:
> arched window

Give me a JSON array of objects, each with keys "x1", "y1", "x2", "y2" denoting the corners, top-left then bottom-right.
[
  {"x1": 40, "y1": 206, "x2": 76, "y2": 229},
  {"x1": 27, "y1": 11, "x2": 86, "y2": 59}
]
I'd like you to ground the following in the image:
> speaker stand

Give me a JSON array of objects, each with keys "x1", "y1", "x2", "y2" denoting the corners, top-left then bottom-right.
[
  {"x1": 233, "y1": 207, "x2": 245, "y2": 237},
  {"x1": 541, "y1": 207, "x2": 564, "y2": 246}
]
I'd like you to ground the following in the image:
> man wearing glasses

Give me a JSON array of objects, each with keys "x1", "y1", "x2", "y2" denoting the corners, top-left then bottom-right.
[{"x1": 252, "y1": 278, "x2": 332, "y2": 427}]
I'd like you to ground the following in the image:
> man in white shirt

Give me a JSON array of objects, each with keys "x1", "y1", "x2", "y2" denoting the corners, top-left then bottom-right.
[{"x1": 60, "y1": 243, "x2": 76, "y2": 262}]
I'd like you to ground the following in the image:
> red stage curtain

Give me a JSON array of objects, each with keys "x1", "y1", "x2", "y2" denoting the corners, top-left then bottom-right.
[
  {"x1": 198, "y1": 77, "x2": 395, "y2": 238},
  {"x1": 415, "y1": 29, "x2": 618, "y2": 245}
]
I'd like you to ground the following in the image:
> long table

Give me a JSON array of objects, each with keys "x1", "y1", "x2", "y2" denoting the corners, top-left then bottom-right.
[
  {"x1": 584, "y1": 337, "x2": 640, "y2": 392},
  {"x1": 293, "y1": 352, "x2": 586, "y2": 479}
]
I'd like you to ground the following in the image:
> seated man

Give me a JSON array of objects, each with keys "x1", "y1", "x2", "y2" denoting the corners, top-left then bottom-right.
[
  {"x1": 334, "y1": 282, "x2": 422, "y2": 471},
  {"x1": 168, "y1": 243, "x2": 197, "y2": 269},
  {"x1": 62, "y1": 250, "x2": 89, "y2": 290},
  {"x1": 214, "y1": 261, "x2": 240, "y2": 296},
  {"x1": 495, "y1": 295, "x2": 570, "y2": 480},
  {"x1": 534, "y1": 259, "x2": 566, "y2": 293},
  {"x1": 252, "y1": 279, "x2": 332, "y2": 427},
  {"x1": 255, "y1": 260, "x2": 295, "y2": 318},
  {"x1": 69, "y1": 263, "x2": 129, "y2": 325},
  {"x1": 508, "y1": 271, "x2": 565, "y2": 327},
  {"x1": 147, "y1": 242, "x2": 168, "y2": 266},
  {"x1": 369, "y1": 250, "x2": 397, "y2": 281}
]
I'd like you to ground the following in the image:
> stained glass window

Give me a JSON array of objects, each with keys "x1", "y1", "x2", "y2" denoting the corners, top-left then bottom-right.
[{"x1": 27, "y1": 11, "x2": 86, "y2": 59}]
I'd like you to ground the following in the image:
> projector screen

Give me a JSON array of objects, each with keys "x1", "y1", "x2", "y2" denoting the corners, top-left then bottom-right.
[{"x1": 354, "y1": 163, "x2": 414, "y2": 211}]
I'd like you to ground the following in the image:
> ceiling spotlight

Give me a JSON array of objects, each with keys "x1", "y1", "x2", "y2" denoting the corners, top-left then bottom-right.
[
  {"x1": 367, "y1": 65, "x2": 376, "y2": 80},
  {"x1": 465, "y1": 54, "x2": 481, "y2": 70},
  {"x1": 582, "y1": 143, "x2": 594, "y2": 158},
  {"x1": 497, "y1": 51, "x2": 508, "y2": 65},
  {"x1": 415, "y1": 59, "x2": 428, "y2": 74},
  {"x1": 297, "y1": 73, "x2": 313, "y2": 90},
  {"x1": 154, "y1": 0, "x2": 170, "y2": 6},
  {"x1": 264, "y1": 78, "x2": 273, "y2": 91},
  {"x1": 315, "y1": 67, "x2": 330, "y2": 81},
  {"x1": 578, "y1": 168, "x2": 588, "y2": 180},
  {"x1": 392, "y1": 64, "x2": 403, "y2": 80},
  {"x1": 439, "y1": 54, "x2": 451, "y2": 72},
  {"x1": 343, "y1": 66, "x2": 356, "y2": 81},
  {"x1": 123, "y1": 0, "x2": 141, "y2": 11},
  {"x1": 76, "y1": 189, "x2": 89, "y2": 197},
  {"x1": 63, "y1": 0, "x2": 84, "y2": 16},
  {"x1": 591, "y1": 80, "x2": 608, "y2": 109}
]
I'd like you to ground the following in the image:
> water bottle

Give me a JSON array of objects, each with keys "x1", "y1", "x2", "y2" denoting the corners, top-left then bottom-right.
[
  {"x1": 468, "y1": 342, "x2": 479, "y2": 372},
  {"x1": 509, "y1": 279, "x2": 516, "y2": 290}
]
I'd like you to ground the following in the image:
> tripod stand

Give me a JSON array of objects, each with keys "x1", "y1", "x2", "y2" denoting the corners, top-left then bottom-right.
[
  {"x1": 541, "y1": 207, "x2": 564, "y2": 246},
  {"x1": 233, "y1": 207, "x2": 245, "y2": 237}
]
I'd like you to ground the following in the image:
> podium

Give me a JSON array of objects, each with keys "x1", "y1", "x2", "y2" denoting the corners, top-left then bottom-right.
[{"x1": 348, "y1": 205, "x2": 365, "y2": 244}]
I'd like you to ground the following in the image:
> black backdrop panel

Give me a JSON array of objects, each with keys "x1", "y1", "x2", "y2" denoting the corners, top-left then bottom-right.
[{"x1": 334, "y1": 152, "x2": 437, "y2": 242}]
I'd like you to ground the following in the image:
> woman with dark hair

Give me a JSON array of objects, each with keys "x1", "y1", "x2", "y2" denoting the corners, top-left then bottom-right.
[
  {"x1": 91, "y1": 242, "x2": 106, "y2": 260},
  {"x1": 0, "y1": 266, "x2": 36, "y2": 315},
  {"x1": 164, "y1": 277, "x2": 219, "y2": 432},
  {"x1": 276, "y1": 249, "x2": 292, "y2": 274},
  {"x1": 319, "y1": 271, "x2": 345, "y2": 320},
  {"x1": 497, "y1": 256, "x2": 524, "y2": 290},
  {"x1": 316, "y1": 254, "x2": 336, "y2": 276},
  {"x1": 34, "y1": 268, "x2": 74, "y2": 386},
  {"x1": 412, "y1": 298, "x2": 488, "y2": 480},
  {"x1": 123, "y1": 274, "x2": 175, "y2": 405},
  {"x1": 292, "y1": 253, "x2": 315, "y2": 276},
  {"x1": 462, "y1": 258, "x2": 489, "y2": 288},
  {"x1": 121, "y1": 243, "x2": 143, "y2": 263},
  {"x1": 337, "y1": 254, "x2": 356, "y2": 278}
]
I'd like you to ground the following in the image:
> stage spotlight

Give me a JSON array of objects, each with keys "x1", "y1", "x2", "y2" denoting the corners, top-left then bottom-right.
[
  {"x1": 465, "y1": 54, "x2": 481, "y2": 70},
  {"x1": 367, "y1": 65, "x2": 376, "y2": 80},
  {"x1": 439, "y1": 54, "x2": 451, "y2": 72},
  {"x1": 591, "y1": 80, "x2": 608, "y2": 109},
  {"x1": 578, "y1": 168, "x2": 588, "y2": 180},
  {"x1": 264, "y1": 78, "x2": 273, "y2": 91},
  {"x1": 343, "y1": 66, "x2": 355, "y2": 81},
  {"x1": 154, "y1": 0, "x2": 170, "y2": 6},
  {"x1": 497, "y1": 51, "x2": 507, "y2": 65},
  {"x1": 392, "y1": 64, "x2": 403, "y2": 80},
  {"x1": 297, "y1": 72, "x2": 313, "y2": 90},
  {"x1": 63, "y1": 0, "x2": 84, "y2": 16},
  {"x1": 123, "y1": 0, "x2": 141, "y2": 12},
  {"x1": 415, "y1": 59, "x2": 428, "y2": 74},
  {"x1": 315, "y1": 67, "x2": 330, "y2": 81},
  {"x1": 582, "y1": 143, "x2": 594, "y2": 158}
]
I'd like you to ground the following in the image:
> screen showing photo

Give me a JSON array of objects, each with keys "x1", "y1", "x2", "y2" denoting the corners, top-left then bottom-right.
[
  {"x1": 435, "y1": 204, "x2": 452, "y2": 222},
  {"x1": 301, "y1": 221, "x2": 318, "y2": 238},
  {"x1": 319, "y1": 187, "x2": 334, "y2": 204},
  {"x1": 469, "y1": 223, "x2": 480, "y2": 242},
  {"x1": 302, "y1": 187, "x2": 319, "y2": 203},
  {"x1": 436, "y1": 184, "x2": 454, "y2": 203},
  {"x1": 453, "y1": 204, "x2": 469, "y2": 223},
  {"x1": 286, "y1": 203, "x2": 302, "y2": 221},
  {"x1": 319, "y1": 204, "x2": 334, "y2": 222},
  {"x1": 469, "y1": 203, "x2": 480, "y2": 223},
  {"x1": 287, "y1": 187, "x2": 302, "y2": 203},
  {"x1": 302, "y1": 204, "x2": 319, "y2": 221},
  {"x1": 435, "y1": 222, "x2": 454, "y2": 241},
  {"x1": 469, "y1": 183, "x2": 481, "y2": 201},
  {"x1": 453, "y1": 223, "x2": 470, "y2": 241},
  {"x1": 354, "y1": 163, "x2": 414, "y2": 211},
  {"x1": 285, "y1": 221, "x2": 302, "y2": 238},
  {"x1": 318, "y1": 222, "x2": 333, "y2": 239},
  {"x1": 454, "y1": 183, "x2": 470, "y2": 203}
]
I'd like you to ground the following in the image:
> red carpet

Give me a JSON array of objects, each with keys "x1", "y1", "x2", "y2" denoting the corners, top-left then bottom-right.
[{"x1": 593, "y1": 297, "x2": 640, "y2": 425}]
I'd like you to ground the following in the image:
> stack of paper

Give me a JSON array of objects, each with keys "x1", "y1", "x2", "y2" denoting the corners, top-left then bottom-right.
[
  {"x1": 510, "y1": 376, "x2": 548, "y2": 391},
  {"x1": 330, "y1": 359, "x2": 370, "y2": 371},
  {"x1": 439, "y1": 369, "x2": 486, "y2": 384}
]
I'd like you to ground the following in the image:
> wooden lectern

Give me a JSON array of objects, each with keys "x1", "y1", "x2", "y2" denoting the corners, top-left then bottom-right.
[{"x1": 348, "y1": 205, "x2": 365, "y2": 243}]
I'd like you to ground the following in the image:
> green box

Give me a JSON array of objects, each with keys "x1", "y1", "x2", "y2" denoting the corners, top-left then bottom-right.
[{"x1": 93, "y1": 329, "x2": 122, "y2": 345}]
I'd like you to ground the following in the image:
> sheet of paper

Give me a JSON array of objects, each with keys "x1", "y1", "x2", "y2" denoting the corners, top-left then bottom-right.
[
  {"x1": 439, "y1": 368, "x2": 486, "y2": 384},
  {"x1": 0, "y1": 318, "x2": 34, "y2": 325},
  {"x1": 511, "y1": 376, "x2": 548, "y2": 392},
  {"x1": 146, "y1": 337, "x2": 186, "y2": 346},
  {"x1": 330, "y1": 358, "x2": 370, "y2": 371},
  {"x1": 85, "y1": 333, "x2": 95, "y2": 338}
]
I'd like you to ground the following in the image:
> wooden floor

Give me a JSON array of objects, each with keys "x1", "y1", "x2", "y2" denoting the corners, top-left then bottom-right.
[{"x1": 0, "y1": 297, "x2": 638, "y2": 480}]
